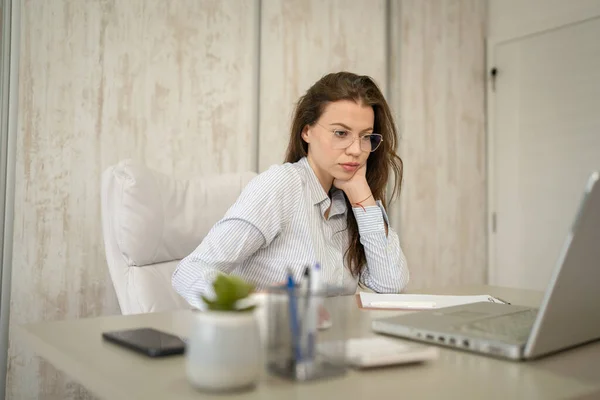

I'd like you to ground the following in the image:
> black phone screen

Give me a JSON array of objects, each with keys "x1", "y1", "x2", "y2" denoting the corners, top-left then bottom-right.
[{"x1": 102, "y1": 327, "x2": 186, "y2": 357}]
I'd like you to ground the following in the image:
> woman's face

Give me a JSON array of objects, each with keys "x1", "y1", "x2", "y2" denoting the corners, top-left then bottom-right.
[{"x1": 302, "y1": 99, "x2": 374, "y2": 191}]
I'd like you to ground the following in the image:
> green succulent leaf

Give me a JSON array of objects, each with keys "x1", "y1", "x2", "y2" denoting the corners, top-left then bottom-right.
[{"x1": 200, "y1": 273, "x2": 256, "y2": 312}]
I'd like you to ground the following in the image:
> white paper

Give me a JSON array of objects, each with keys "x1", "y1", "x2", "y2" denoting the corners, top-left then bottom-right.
[{"x1": 359, "y1": 292, "x2": 506, "y2": 310}]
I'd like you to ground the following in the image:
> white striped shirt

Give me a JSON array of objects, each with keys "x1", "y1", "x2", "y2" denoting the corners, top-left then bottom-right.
[{"x1": 172, "y1": 157, "x2": 409, "y2": 308}]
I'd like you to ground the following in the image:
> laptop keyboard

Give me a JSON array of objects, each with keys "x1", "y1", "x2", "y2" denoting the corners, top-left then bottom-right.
[{"x1": 454, "y1": 309, "x2": 538, "y2": 343}]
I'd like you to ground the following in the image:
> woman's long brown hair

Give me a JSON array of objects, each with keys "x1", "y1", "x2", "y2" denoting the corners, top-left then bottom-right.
[{"x1": 284, "y1": 71, "x2": 403, "y2": 278}]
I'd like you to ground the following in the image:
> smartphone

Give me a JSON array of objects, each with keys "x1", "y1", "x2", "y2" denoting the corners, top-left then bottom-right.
[{"x1": 102, "y1": 327, "x2": 186, "y2": 357}]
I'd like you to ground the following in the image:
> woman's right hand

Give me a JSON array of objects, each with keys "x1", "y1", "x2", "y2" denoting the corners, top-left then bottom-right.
[{"x1": 318, "y1": 305, "x2": 332, "y2": 329}]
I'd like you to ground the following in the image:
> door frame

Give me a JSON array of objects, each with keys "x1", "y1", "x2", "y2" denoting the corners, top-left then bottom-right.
[
  {"x1": 0, "y1": 0, "x2": 20, "y2": 398},
  {"x1": 485, "y1": 36, "x2": 496, "y2": 285}
]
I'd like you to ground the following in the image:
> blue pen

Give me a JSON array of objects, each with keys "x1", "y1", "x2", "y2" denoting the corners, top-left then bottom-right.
[{"x1": 286, "y1": 270, "x2": 302, "y2": 364}]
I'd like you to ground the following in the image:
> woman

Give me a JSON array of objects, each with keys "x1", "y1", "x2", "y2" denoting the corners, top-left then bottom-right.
[{"x1": 173, "y1": 71, "x2": 409, "y2": 308}]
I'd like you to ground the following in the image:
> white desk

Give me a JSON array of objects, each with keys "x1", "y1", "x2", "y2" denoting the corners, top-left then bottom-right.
[{"x1": 17, "y1": 285, "x2": 600, "y2": 400}]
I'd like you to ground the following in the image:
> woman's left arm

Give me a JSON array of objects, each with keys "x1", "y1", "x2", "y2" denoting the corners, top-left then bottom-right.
[
  {"x1": 334, "y1": 163, "x2": 409, "y2": 293},
  {"x1": 353, "y1": 203, "x2": 409, "y2": 293}
]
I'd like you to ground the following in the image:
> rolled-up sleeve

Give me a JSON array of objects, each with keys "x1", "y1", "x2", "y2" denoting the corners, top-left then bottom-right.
[
  {"x1": 354, "y1": 200, "x2": 409, "y2": 293},
  {"x1": 172, "y1": 220, "x2": 267, "y2": 309},
  {"x1": 171, "y1": 164, "x2": 300, "y2": 308}
]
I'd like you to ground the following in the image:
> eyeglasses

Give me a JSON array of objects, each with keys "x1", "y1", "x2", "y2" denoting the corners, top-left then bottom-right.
[{"x1": 315, "y1": 122, "x2": 383, "y2": 152}]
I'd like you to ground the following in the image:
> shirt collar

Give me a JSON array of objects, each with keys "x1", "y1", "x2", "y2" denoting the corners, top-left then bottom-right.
[{"x1": 297, "y1": 157, "x2": 347, "y2": 219}]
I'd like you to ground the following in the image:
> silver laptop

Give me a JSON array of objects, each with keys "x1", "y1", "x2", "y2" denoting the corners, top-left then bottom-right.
[{"x1": 372, "y1": 171, "x2": 600, "y2": 360}]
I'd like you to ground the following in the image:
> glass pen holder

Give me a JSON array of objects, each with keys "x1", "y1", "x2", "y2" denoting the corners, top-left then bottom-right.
[{"x1": 264, "y1": 285, "x2": 349, "y2": 382}]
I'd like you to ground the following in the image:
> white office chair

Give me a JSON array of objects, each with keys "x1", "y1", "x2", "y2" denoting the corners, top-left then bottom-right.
[{"x1": 100, "y1": 160, "x2": 256, "y2": 315}]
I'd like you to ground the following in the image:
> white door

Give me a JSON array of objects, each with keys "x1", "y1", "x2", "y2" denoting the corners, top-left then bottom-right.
[{"x1": 490, "y1": 17, "x2": 600, "y2": 291}]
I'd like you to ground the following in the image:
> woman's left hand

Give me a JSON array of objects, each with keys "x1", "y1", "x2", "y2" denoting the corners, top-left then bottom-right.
[{"x1": 333, "y1": 163, "x2": 375, "y2": 207}]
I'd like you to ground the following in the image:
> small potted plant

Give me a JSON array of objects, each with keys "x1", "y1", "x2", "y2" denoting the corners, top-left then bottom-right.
[{"x1": 185, "y1": 273, "x2": 261, "y2": 392}]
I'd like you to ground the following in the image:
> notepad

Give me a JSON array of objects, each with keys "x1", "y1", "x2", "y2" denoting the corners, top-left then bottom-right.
[{"x1": 357, "y1": 292, "x2": 509, "y2": 310}]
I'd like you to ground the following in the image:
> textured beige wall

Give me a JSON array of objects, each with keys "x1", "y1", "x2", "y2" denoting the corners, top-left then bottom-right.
[
  {"x1": 8, "y1": 0, "x2": 258, "y2": 398},
  {"x1": 393, "y1": 0, "x2": 487, "y2": 289},
  {"x1": 258, "y1": 0, "x2": 387, "y2": 171},
  {"x1": 6, "y1": 0, "x2": 487, "y2": 398}
]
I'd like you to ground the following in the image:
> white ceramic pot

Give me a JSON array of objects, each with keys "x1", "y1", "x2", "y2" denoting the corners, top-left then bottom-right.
[{"x1": 186, "y1": 310, "x2": 261, "y2": 392}]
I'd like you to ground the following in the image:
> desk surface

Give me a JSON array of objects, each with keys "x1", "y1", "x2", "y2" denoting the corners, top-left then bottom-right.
[{"x1": 18, "y1": 285, "x2": 600, "y2": 400}]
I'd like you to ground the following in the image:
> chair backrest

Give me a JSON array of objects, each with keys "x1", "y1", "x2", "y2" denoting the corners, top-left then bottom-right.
[{"x1": 100, "y1": 160, "x2": 256, "y2": 315}]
